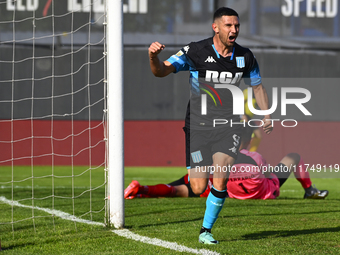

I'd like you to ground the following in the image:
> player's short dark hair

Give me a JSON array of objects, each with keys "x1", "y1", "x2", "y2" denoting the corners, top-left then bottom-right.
[{"x1": 213, "y1": 7, "x2": 239, "y2": 21}]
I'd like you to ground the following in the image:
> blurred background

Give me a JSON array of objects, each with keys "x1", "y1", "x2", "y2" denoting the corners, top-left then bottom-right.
[{"x1": 0, "y1": 0, "x2": 339, "y2": 168}]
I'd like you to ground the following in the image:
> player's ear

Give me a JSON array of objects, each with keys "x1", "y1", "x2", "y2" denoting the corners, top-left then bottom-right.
[{"x1": 212, "y1": 22, "x2": 219, "y2": 34}]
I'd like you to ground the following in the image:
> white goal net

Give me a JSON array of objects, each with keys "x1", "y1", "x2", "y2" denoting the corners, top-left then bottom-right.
[{"x1": 0, "y1": 0, "x2": 112, "y2": 233}]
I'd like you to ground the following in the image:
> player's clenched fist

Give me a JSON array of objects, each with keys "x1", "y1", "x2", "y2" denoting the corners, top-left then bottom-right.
[
  {"x1": 148, "y1": 42, "x2": 175, "y2": 77},
  {"x1": 148, "y1": 42, "x2": 165, "y2": 59}
]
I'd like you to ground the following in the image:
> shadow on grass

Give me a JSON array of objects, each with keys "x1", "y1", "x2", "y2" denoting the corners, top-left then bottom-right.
[
  {"x1": 1, "y1": 236, "x2": 61, "y2": 252},
  {"x1": 128, "y1": 208, "x2": 340, "y2": 229},
  {"x1": 276, "y1": 197, "x2": 340, "y2": 201},
  {"x1": 127, "y1": 217, "x2": 203, "y2": 229},
  {"x1": 220, "y1": 209, "x2": 340, "y2": 219},
  {"x1": 126, "y1": 198, "x2": 338, "y2": 218},
  {"x1": 240, "y1": 226, "x2": 340, "y2": 240},
  {"x1": 126, "y1": 204, "x2": 204, "y2": 218}
]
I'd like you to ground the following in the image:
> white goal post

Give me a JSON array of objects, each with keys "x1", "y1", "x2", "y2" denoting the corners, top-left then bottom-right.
[
  {"x1": 0, "y1": 0, "x2": 124, "y2": 231},
  {"x1": 106, "y1": 0, "x2": 125, "y2": 229}
]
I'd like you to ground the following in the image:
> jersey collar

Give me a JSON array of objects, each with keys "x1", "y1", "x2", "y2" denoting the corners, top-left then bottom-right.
[
  {"x1": 230, "y1": 46, "x2": 235, "y2": 60},
  {"x1": 211, "y1": 44, "x2": 235, "y2": 60}
]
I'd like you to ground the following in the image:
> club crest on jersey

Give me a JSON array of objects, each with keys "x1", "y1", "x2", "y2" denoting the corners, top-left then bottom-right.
[
  {"x1": 191, "y1": 150, "x2": 203, "y2": 163},
  {"x1": 236, "y1": 57, "x2": 245, "y2": 68}
]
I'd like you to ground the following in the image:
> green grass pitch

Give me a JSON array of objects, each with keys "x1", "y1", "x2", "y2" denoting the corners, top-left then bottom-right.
[{"x1": 1, "y1": 166, "x2": 340, "y2": 254}]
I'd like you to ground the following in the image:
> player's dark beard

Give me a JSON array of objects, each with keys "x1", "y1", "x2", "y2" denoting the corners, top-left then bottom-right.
[{"x1": 220, "y1": 33, "x2": 234, "y2": 48}]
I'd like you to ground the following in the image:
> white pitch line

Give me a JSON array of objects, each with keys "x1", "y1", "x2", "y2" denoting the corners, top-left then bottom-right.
[
  {"x1": 0, "y1": 196, "x2": 104, "y2": 226},
  {"x1": 0, "y1": 196, "x2": 220, "y2": 255},
  {"x1": 112, "y1": 229, "x2": 220, "y2": 255}
]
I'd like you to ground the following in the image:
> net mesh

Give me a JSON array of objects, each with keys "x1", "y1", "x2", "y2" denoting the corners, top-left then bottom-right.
[{"x1": 0, "y1": 0, "x2": 108, "y2": 232}]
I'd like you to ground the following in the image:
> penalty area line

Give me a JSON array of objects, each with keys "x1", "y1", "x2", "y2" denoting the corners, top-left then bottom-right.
[{"x1": 0, "y1": 196, "x2": 220, "y2": 255}]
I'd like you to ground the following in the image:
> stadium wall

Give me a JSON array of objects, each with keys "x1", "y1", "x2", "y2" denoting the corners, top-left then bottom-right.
[
  {"x1": 124, "y1": 120, "x2": 340, "y2": 167},
  {"x1": 0, "y1": 120, "x2": 338, "y2": 167}
]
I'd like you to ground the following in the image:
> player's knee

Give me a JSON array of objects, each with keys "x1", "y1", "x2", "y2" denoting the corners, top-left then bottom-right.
[
  {"x1": 213, "y1": 154, "x2": 235, "y2": 170},
  {"x1": 286, "y1": 153, "x2": 300, "y2": 164},
  {"x1": 190, "y1": 182, "x2": 206, "y2": 195}
]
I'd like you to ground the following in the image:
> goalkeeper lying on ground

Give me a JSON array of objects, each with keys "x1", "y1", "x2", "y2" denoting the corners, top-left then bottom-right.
[{"x1": 124, "y1": 126, "x2": 328, "y2": 200}]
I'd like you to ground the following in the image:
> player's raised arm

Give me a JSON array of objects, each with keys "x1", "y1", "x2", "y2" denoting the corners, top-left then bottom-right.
[
  {"x1": 148, "y1": 42, "x2": 176, "y2": 77},
  {"x1": 252, "y1": 83, "x2": 273, "y2": 135}
]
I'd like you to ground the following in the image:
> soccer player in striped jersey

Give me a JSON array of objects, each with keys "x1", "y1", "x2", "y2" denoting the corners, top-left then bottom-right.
[{"x1": 148, "y1": 7, "x2": 273, "y2": 244}]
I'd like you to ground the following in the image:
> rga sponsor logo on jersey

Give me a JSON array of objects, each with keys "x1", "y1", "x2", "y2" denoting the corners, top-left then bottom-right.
[{"x1": 205, "y1": 70, "x2": 243, "y2": 84}]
